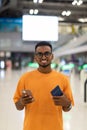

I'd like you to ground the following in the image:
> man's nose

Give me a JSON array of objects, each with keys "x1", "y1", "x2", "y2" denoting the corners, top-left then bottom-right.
[{"x1": 42, "y1": 54, "x2": 46, "y2": 58}]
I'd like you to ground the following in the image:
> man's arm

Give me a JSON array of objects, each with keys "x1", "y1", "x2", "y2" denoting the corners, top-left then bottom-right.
[
  {"x1": 52, "y1": 94, "x2": 72, "y2": 112},
  {"x1": 15, "y1": 98, "x2": 25, "y2": 110},
  {"x1": 15, "y1": 90, "x2": 34, "y2": 111},
  {"x1": 62, "y1": 103, "x2": 72, "y2": 112}
]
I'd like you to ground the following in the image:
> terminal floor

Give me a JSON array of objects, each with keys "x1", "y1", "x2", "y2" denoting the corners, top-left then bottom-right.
[{"x1": 0, "y1": 68, "x2": 87, "y2": 130}]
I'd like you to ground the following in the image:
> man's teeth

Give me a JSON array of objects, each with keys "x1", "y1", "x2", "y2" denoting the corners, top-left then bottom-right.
[{"x1": 42, "y1": 60, "x2": 47, "y2": 63}]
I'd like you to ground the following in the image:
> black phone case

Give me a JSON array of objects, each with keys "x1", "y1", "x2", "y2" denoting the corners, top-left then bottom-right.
[{"x1": 51, "y1": 85, "x2": 63, "y2": 96}]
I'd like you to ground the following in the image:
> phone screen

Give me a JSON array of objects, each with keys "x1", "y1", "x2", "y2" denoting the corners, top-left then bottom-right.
[{"x1": 51, "y1": 85, "x2": 63, "y2": 96}]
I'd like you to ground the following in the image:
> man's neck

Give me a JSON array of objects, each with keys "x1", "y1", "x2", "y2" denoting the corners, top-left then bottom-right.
[{"x1": 38, "y1": 67, "x2": 52, "y2": 74}]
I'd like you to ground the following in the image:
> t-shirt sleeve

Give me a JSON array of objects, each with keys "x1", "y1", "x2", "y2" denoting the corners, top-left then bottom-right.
[
  {"x1": 13, "y1": 75, "x2": 25, "y2": 103},
  {"x1": 63, "y1": 76, "x2": 74, "y2": 106}
]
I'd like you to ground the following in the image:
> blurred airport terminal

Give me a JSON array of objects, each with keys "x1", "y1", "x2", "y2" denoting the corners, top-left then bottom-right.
[{"x1": 0, "y1": 0, "x2": 87, "y2": 130}]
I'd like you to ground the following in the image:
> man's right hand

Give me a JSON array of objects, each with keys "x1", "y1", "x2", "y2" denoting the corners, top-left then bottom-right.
[
  {"x1": 15, "y1": 90, "x2": 34, "y2": 110},
  {"x1": 20, "y1": 90, "x2": 34, "y2": 105}
]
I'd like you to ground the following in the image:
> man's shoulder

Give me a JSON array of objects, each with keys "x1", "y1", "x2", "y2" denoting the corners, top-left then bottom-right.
[
  {"x1": 20, "y1": 69, "x2": 37, "y2": 78},
  {"x1": 53, "y1": 70, "x2": 68, "y2": 79},
  {"x1": 53, "y1": 70, "x2": 66, "y2": 76}
]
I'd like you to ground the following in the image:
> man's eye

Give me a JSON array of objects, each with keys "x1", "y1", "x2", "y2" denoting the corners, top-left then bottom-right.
[
  {"x1": 45, "y1": 52, "x2": 49, "y2": 55},
  {"x1": 45, "y1": 52, "x2": 51, "y2": 56},
  {"x1": 38, "y1": 53, "x2": 42, "y2": 56}
]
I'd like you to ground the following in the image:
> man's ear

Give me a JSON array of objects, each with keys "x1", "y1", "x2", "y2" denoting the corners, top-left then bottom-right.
[{"x1": 34, "y1": 55, "x2": 37, "y2": 62}]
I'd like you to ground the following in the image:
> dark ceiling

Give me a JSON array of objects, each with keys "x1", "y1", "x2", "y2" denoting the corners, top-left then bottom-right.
[{"x1": 0, "y1": 0, "x2": 87, "y2": 24}]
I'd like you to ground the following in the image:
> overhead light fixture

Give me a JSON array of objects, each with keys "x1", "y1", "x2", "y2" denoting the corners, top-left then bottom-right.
[
  {"x1": 34, "y1": 9, "x2": 38, "y2": 14},
  {"x1": 72, "y1": 0, "x2": 77, "y2": 5},
  {"x1": 77, "y1": 0, "x2": 83, "y2": 5},
  {"x1": 33, "y1": 0, "x2": 38, "y2": 3},
  {"x1": 66, "y1": 11, "x2": 71, "y2": 16},
  {"x1": 72, "y1": 0, "x2": 83, "y2": 6},
  {"x1": 33, "y1": 0, "x2": 43, "y2": 3},
  {"x1": 29, "y1": 9, "x2": 39, "y2": 15},
  {"x1": 62, "y1": 11, "x2": 71, "y2": 16},
  {"x1": 58, "y1": 17, "x2": 64, "y2": 21},
  {"x1": 62, "y1": 11, "x2": 66, "y2": 16},
  {"x1": 39, "y1": 0, "x2": 43, "y2": 3},
  {"x1": 78, "y1": 18, "x2": 87, "y2": 23},
  {"x1": 29, "y1": 9, "x2": 34, "y2": 15}
]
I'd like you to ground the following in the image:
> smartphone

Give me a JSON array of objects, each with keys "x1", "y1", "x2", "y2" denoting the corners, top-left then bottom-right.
[
  {"x1": 51, "y1": 85, "x2": 63, "y2": 96},
  {"x1": 22, "y1": 90, "x2": 29, "y2": 98},
  {"x1": 22, "y1": 90, "x2": 33, "y2": 98}
]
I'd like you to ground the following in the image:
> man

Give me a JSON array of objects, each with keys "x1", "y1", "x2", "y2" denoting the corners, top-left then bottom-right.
[{"x1": 13, "y1": 41, "x2": 74, "y2": 130}]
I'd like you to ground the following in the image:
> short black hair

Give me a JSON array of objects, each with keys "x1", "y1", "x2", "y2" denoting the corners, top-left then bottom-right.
[{"x1": 35, "y1": 41, "x2": 52, "y2": 52}]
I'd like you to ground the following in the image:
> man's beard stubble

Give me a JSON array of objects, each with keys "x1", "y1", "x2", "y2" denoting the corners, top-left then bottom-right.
[{"x1": 39, "y1": 63, "x2": 51, "y2": 68}]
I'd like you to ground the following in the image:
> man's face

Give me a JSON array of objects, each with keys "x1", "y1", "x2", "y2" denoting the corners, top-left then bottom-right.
[{"x1": 35, "y1": 45, "x2": 53, "y2": 68}]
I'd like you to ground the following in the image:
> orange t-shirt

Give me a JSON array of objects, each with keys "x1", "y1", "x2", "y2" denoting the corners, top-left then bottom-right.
[{"x1": 13, "y1": 69, "x2": 74, "y2": 130}]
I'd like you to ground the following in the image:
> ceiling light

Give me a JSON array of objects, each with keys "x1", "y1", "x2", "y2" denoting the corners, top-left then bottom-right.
[
  {"x1": 29, "y1": 9, "x2": 39, "y2": 15},
  {"x1": 77, "y1": 0, "x2": 83, "y2": 5},
  {"x1": 29, "y1": 9, "x2": 34, "y2": 15},
  {"x1": 66, "y1": 11, "x2": 71, "y2": 16},
  {"x1": 58, "y1": 17, "x2": 64, "y2": 21},
  {"x1": 72, "y1": 0, "x2": 77, "y2": 5},
  {"x1": 62, "y1": 11, "x2": 66, "y2": 16},
  {"x1": 72, "y1": 0, "x2": 83, "y2": 6},
  {"x1": 33, "y1": 0, "x2": 38, "y2": 3},
  {"x1": 34, "y1": 9, "x2": 38, "y2": 14},
  {"x1": 62, "y1": 11, "x2": 71, "y2": 16},
  {"x1": 39, "y1": 0, "x2": 43, "y2": 3},
  {"x1": 78, "y1": 18, "x2": 87, "y2": 23}
]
